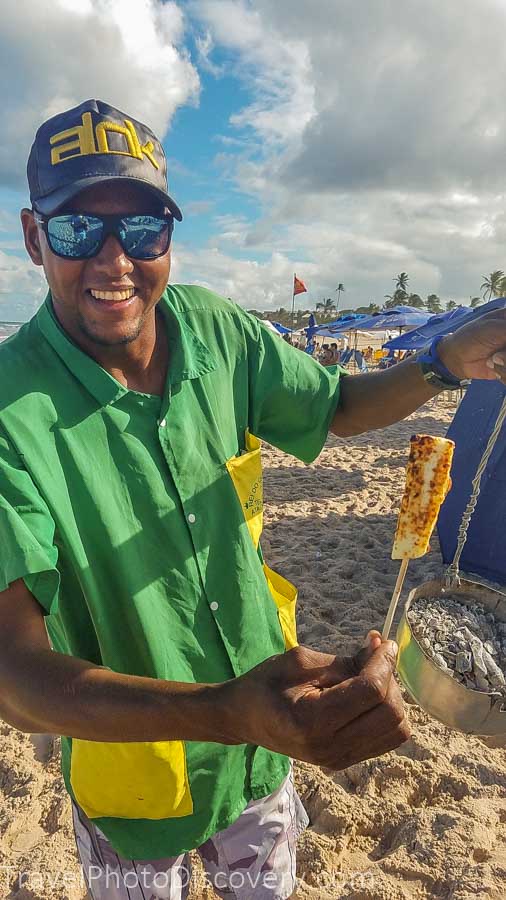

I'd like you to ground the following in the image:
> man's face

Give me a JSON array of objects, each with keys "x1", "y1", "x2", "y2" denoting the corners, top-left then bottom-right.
[{"x1": 21, "y1": 182, "x2": 172, "y2": 348}]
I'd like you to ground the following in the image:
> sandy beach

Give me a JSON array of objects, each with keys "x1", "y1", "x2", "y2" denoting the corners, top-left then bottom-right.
[{"x1": 1, "y1": 400, "x2": 505, "y2": 900}]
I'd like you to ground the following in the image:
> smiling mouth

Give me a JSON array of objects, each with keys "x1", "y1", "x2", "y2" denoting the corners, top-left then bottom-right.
[{"x1": 88, "y1": 288, "x2": 137, "y2": 302}]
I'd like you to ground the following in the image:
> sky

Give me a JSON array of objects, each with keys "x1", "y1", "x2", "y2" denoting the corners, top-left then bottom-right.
[{"x1": 2, "y1": 0, "x2": 506, "y2": 320}]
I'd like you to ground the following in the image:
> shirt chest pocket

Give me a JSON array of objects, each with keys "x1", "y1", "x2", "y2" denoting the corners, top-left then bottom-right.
[
  {"x1": 226, "y1": 430, "x2": 298, "y2": 650},
  {"x1": 225, "y1": 430, "x2": 263, "y2": 550},
  {"x1": 70, "y1": 739, "x2": 193, "y2": 820}
]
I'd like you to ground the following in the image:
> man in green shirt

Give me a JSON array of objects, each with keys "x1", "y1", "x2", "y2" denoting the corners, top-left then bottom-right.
[{"x1": 1, "y1": 100, "x2": 506, "y2": 900}]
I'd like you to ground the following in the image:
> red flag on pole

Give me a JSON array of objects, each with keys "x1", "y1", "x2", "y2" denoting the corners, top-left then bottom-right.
[{"x1": 293, "y1": 274, "x2": 307, "y2": 296}]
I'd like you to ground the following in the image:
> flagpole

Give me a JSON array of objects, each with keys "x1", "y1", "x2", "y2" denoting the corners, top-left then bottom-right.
[{"x1": 290, "y1": 272, "x2": 296, "y2": 338}]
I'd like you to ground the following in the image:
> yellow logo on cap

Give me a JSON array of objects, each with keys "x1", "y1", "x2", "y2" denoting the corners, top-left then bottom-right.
[{"x1": 49, "y1": 112, "x2": 159, "y2": 170}]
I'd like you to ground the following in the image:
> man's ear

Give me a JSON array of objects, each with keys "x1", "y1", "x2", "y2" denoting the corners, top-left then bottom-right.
[{"x1": 20, "y1": 208, "x2": 43, "y2": 266}]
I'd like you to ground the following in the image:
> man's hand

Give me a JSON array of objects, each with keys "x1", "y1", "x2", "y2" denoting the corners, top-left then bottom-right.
[
  {"x1": 224, "y1": 631, "x2": 410, "y2": 770},
  {"x1": 438, "y1": 308, "x2": 506, "y2": 383}
]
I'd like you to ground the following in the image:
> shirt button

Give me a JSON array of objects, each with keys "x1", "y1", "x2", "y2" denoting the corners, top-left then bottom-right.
[
  {"x1": 159, "y1": 418, "x2": 167, "y2": 427},
  {"x1": 210, "y1": 602, "x2": 219, "y2": 611},
  {"x1": 187, "y1": 513, "x2": 196, "y2": 524}
]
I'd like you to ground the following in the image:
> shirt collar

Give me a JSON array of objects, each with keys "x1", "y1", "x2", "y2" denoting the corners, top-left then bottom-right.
[{"x1": 36, "y1": 288, "x2": 216, "y2": 408}]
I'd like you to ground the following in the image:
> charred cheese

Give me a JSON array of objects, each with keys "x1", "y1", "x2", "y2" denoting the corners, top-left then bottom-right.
[{"x1": 392, "y1": 434, "x2": 455, "y2": 560}]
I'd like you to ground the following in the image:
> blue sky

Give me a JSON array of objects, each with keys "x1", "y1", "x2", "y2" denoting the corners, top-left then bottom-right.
[{"x1": 2, "y1": 0, "x2": 506, "y2": 321}]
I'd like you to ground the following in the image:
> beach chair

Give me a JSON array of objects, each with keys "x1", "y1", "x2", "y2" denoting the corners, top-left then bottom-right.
[{"x1": 355, "y1": 350, "x2": 368, "y2": 372}]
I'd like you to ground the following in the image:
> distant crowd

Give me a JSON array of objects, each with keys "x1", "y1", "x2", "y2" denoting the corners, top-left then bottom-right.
[{"x1": 281, "y1": 332, "x2": 411, "y2": 370}]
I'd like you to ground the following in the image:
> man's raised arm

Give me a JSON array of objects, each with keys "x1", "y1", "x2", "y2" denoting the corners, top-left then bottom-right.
[{"x1": 331, "y1": 309, "x2": 506, "y2": 438}]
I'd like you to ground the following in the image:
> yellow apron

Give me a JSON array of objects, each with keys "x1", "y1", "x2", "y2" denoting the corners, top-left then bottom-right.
[{"x1": 226, "y1": 431, "x2": 298, "y2": 650}]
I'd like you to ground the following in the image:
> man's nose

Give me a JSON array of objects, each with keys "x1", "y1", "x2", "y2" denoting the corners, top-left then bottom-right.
[{"x1": 92, "y1": 235, "x2": 134, "y2": 275}]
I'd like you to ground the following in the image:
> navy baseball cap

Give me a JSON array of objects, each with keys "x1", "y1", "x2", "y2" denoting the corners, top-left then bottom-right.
[{"x1": 27, "y1": 99, "x2": 182, "y2": 221}]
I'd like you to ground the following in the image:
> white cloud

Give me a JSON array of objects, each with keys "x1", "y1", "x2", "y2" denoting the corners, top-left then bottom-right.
[
  {"x1": 184, "y1": 199, "x2": 215, "y2": 216},
  {"x1": 4, "y1": 0, "x2": 506, "y2": 318},
  {"x1": 195, "y1": 30, "x2": 224, "y2": 76},
  {"x1": 189, "y1": 0, "x2": 506, "y2": 307},
  {"x1": 194, "y1": 0, "x2": 315, "y2": 146},
  {"x1": 171, "y1": 242, "x2": 317, "y2": 309},
  {"x1": 0, "y1": 250, "x2": 46, "y2": 319},
  {"x1": 0, "y1": 0, "x2": 199, "y2": 189}
]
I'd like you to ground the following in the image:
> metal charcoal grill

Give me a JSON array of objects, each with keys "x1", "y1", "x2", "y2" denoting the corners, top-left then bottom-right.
[
  {"x1": 397, "y1": 578, "x2": 506, "y2": 734},
  {"x1": 395, "y1": 393, "x2": 506, "y2": 736}
]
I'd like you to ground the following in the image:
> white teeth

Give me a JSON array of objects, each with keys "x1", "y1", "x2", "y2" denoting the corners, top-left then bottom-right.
[{"x1": 90, "y1": 288, "x2": 136, "y2": 301}]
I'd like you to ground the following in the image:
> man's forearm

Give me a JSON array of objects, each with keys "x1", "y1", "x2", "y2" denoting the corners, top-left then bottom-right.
[
  {"x1": 331, "y1": 355, "x2": 440, "y2": 437},
  {"x1": 0, "y1": 647, "x2": 236, "y2": 744}
]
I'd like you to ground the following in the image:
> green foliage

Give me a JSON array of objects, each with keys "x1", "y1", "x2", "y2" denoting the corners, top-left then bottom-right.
[
  {"x1": 316, "y1": 298, "x2": 337, "y2": 313},
  {"x1": 407, "y1": 293, "x2": 424, "y2": 308},
  {"x1": 395, "y1": 272, "x2": 410, "y2": 292},
  {"x1": 384, "y1": 288, "x2": 409, "y2": 308},
  {"x1": 355, "y1": 302, "x2": 380, "y2": 314},
  {"x1": 480, "y1": 271, "x2": 505, "y2": 300},
  {"x1": 426, "y1": 294, "x2": 443, "y2": 314}
]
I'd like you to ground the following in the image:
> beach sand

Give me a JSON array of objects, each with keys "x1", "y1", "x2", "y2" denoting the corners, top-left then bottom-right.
[{"x1": 1, "y1": 400, "x2": 505, "y2": 899}]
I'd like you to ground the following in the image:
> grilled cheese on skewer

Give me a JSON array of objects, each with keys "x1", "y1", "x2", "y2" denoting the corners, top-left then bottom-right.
[{"x1": 392, "y1": 434, "x2": 455, "y2": 560}]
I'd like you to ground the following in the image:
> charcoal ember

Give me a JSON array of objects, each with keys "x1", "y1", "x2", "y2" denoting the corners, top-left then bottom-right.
[
  {"x1": 408, "y1": 595, "x2": 506, "y2": 698},
  {"x1": 433, "y1": 653, "x2": 448, "y2": 669},
  {"x1": 456, "y1": 651, "x2": 472, "y2": 674},
  {"x1": 470, "y1": 640, "x2": 487, "y2": 676},
  {"x1": 482, "y1": 650, "x2": 506, "y2": 688},
  {"x1": 475, "y1": 671, "x2": 491, "y2": 692}
]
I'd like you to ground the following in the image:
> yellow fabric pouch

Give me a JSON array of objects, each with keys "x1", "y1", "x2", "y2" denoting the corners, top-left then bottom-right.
[
  {"x1": 226, "y1": 431, "x2": 298, "y2": 649},
  {"x1": 225, "y1": 430, "x2": 263, "y2": 550},
  {"x1": 262, "y1": 563, "x2": 298, "y2": 650},
  {"x1": 70, "y1": 739, "x2": 193, "y2": 820}
]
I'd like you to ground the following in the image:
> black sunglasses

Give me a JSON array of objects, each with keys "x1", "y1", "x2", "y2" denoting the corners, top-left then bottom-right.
[{"x1": 34, "y1": 211, "x2": 174, "y2": 261}]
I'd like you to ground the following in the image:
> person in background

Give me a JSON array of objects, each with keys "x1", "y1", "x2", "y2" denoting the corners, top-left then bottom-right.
[
  {"x1": 329, "y1": 342, "x2": 340, "y2": 364},
  {"x1": 318, "y1": 343, "x2": 331, "y2": 365}
]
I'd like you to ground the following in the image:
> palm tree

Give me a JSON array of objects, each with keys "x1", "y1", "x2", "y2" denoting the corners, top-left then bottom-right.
[
  {"x1": 316, "y1": 298, "x2": 336, "y2": 317},
  {"x1": 446, "y1": 300, "x2": 457, "y2": 312},
  {"x1": 407, "y1": 293, "x2": 425, "y2": 309},
  {"x1": 395, "y1": 272, "x2": 409, "y2": 293},
  {"x1": 335, "y1": 283, "x2": 345, "y2": 310},
  {"x1": 470, "y1": 296, "x2": 482, "y2": 308},
  {"x1": 480, "y1": 271, "x2": 505, "y2": 301},
  {"x1": 384, "y1": 288, "x2": 409, "y2": 308},
  {"x1": 426, "y1": 294, "x2": 443, "y2": 314}
]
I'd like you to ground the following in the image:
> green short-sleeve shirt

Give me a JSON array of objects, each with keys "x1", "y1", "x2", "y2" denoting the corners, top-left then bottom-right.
[{"x1": 0, "y1": 285, "x2": 344, "y2": 858}]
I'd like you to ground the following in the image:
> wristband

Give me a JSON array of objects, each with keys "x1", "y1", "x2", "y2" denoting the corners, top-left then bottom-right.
[{"x1": 416, "y1": 336, "x2": 466, "y2": 391}]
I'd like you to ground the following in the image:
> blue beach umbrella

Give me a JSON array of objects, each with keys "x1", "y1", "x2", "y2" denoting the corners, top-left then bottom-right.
[
  {"x1": 383, "y1": 298, "x2": 506, "y2": 350},
  {"x1": 356, "y1": 308, "x2": 431, "y2": 332}
]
